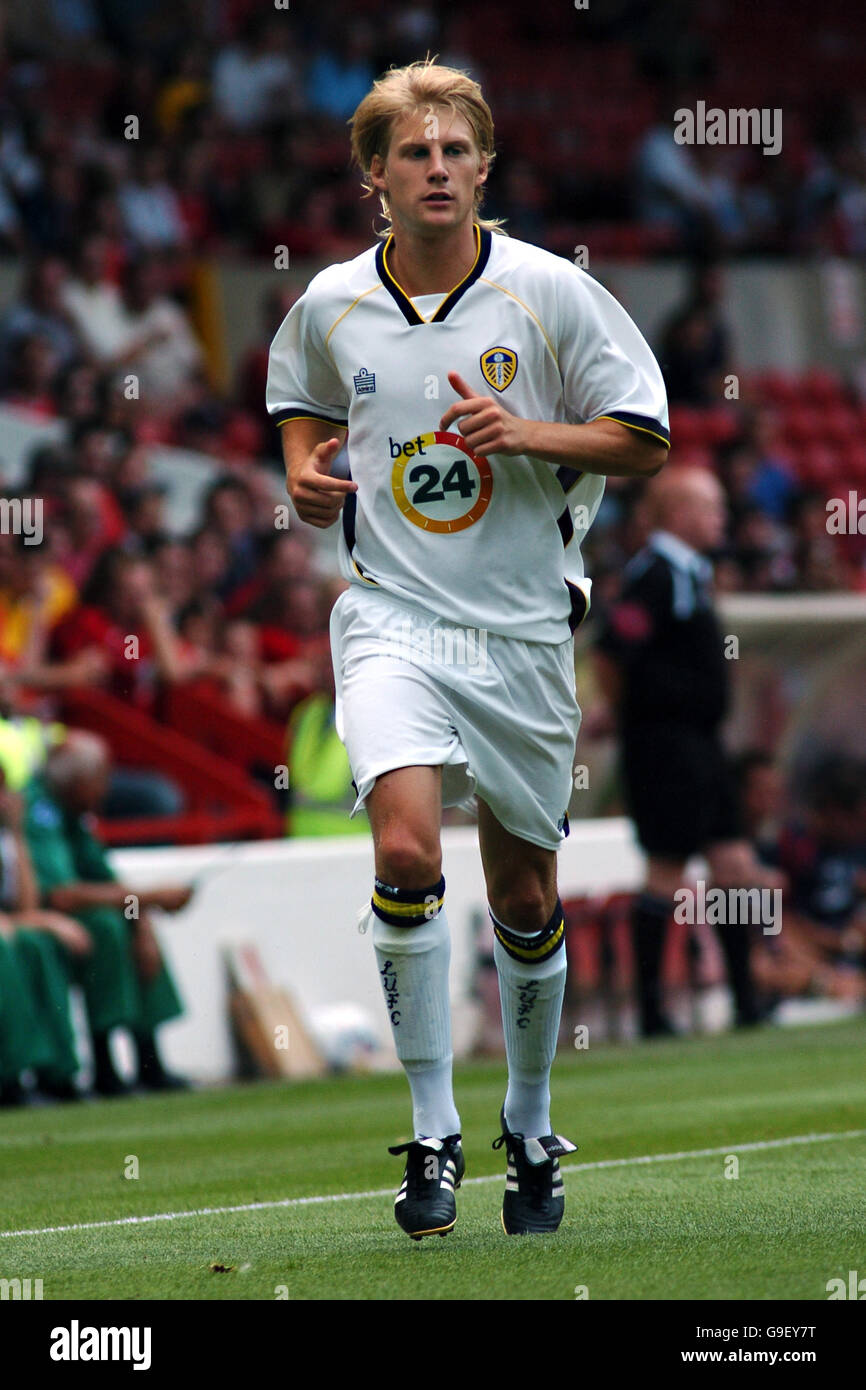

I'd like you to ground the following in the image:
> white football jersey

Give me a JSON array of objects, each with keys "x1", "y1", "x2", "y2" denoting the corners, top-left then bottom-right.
[{"x1": 267, "y1": 225, "x2": 669, "y2": 643}]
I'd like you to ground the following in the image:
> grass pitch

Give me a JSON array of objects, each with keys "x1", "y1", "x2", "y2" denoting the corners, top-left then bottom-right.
[{"x1": 1, "y1": 1017, "x2": 864, "y2": 1301}]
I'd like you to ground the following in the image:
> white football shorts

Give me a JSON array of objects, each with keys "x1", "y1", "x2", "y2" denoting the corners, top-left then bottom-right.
[{"x1": 329, "y1": 585, "x2": 581, "y2": 850}]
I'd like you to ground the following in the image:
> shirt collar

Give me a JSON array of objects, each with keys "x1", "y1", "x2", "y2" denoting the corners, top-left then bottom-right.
[{"x1": 650, "y1": 530, "x2": 713, "y2": 581}]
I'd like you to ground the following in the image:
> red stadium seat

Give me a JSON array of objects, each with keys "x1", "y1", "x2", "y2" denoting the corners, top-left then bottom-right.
[
  {"x1": 667, "y1": 407, "x2": 706, "y2": 449},
  {"x1": 703, "y1": 406, "x2": 741, "y2": 446},
  {"x1": 753, "y1": 371, "x2": 798, "y2": 406},
  {"x1": 782, "y1": 406, "x2": 826, "y2": 447},
  {"x1": 796, "y1": 445, "x2": 840, "y2": 489},
  {"x1": 801, "y1": 368, "x2": 846, "y2": 406},
  {"x1": 822, "y1": 408, "x2": 860, "y2": 446}
]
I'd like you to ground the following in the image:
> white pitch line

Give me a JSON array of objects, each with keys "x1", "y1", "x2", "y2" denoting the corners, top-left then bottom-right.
[{"x1": 2, "y1": 1127, "x2": 863, "y2": 1241}]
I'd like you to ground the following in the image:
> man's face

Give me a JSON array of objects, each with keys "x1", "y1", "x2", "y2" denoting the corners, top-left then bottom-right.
[
  {"x1": 678, "y1": 475, "x2": 728, "y2": 553},
  {"x1": 370, "y1": 107, "x2": 488, "y2": 239},
  {"x1": 68, "y1": 765, "x2": 111, "y2": 816}
]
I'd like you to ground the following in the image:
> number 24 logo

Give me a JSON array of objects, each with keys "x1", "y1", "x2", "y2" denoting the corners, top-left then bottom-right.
[{"x1": 409, "y1": 458, "x2": 477, "y2": 504}]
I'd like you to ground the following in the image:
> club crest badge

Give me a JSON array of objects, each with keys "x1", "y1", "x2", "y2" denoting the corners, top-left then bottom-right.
[{"x1": 480, "y1": 346, "x2": 518, "y2": 393}]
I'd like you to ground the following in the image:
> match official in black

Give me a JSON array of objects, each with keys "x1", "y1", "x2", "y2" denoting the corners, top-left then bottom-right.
[{"x1": 594, "y1": 466, "x2": 779, "y2": 1035}]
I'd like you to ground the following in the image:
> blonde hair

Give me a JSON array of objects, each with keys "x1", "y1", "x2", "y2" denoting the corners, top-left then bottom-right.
[{"x1": 349, "y1": 58, "x2": 507, "y2": 238}]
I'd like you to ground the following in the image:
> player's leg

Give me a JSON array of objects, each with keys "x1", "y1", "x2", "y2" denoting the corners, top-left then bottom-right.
[
  {"x1": 478, "y1": 800, "x2": 577, "y2": 1233},
  {"x1": 477, "y1": 799, "x2": 564, "y2": 1136},
  {"x1": 366, "y1": 764, "x2": 463, "y2": 1237},
  {"x1": 701, "y1": 740, "x2": 779, "y2": 1026},
  {"x1": 705, "y1": 838, "x2": 781, "y2": 1026},
  {"x1": 633, "y1": 855, "x2": 686, "y2": 1037},
  {"x1": 623, "y1": 727, "x2": 711, "y2": 1037}
]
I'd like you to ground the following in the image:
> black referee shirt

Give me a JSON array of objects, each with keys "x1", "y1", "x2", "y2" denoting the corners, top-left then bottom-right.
[{"x1": 595, "y1": 530, "x2": 729, "y2": 734}]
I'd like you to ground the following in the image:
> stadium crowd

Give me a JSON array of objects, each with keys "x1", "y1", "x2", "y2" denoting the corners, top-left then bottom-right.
[
  {"x1": 1, "y1": 0, "x2": 865, "y2": 261},
  {"x1": 0, "y1": 1, "x2": 862, "y2": 801}
]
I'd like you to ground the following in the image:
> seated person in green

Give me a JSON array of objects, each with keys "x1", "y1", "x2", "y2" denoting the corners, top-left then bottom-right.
[
  {"x1": 0, "y1": 910, "x2": 88, "y2": 1105},
  {"x1": 25, "y1": 731, "x2": 194, "y2": 1097},
  {"x1": 0, "y1": 773, "x2": 91, "y2": 1105}
]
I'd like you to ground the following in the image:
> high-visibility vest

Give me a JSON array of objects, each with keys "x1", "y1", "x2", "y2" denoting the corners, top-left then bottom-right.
[
  {"x1": 0, "y1": 717, "x2": 65, "y2": 791},
  {"x1": 286, "y1": 695, "x2": 369, "y2": 837}
]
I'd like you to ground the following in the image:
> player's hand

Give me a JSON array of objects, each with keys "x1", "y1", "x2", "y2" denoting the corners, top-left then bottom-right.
[
  {"x1": 34, "y1": 912, "x2": 94, "y2": 956},
  {"x1": 439, "y1": 372, "x2": 528, "y2": 456},
  {"x1": 288, "y1": 437, "x2": 357, "y2": 529},
  {"x1": 146, "y1": 884, "x2": 194, "y2": 913}
]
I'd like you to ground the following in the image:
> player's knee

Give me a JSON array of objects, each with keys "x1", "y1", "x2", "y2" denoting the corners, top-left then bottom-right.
[
  {"x1": 375, "y1": 829, "x2": 441, "y2": 890},
  {"x1": 489, "y1": 883, "x2": 551, "y2": 932}
]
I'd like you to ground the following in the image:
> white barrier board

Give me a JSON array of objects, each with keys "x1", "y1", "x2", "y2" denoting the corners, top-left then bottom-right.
[{"x1": 111, "y1": 820, "x2": 645, "y2": 1081}]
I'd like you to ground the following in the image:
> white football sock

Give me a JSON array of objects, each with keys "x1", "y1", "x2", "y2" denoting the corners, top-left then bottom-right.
[
  {"x1": 372, "y1": 890, "x2": 460, "y2": 1140},
  {"x1": 491, "y1": 903, "x2": 567, "y2": 1139}
]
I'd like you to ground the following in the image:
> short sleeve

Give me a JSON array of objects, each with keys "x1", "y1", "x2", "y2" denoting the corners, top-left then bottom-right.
[
  {"x1": 266, "y1": 286, "x2": 350, "y2": 430},
  {"x1": 555, "y1": 268, "x2": 670, "y2": 449}
]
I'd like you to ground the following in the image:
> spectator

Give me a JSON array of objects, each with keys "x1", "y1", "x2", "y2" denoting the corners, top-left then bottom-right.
[
  {"x1": 57, "y1": 476, "x2": 121, "y2": 590},
  {"x1": 202, "y1": 476, "x2": 260, "y2": 596},
  {"x1": 0, "y1": 772, "x2": 89, "y2": 1104},
  {"x1": 188, "y1": 527, "x2": 233, "y2": 603},
  {"x1": 634, "y1": 110, "x2": 722, "y2": 253},
  {"x1": 118, "y1": 147, "x2": 188, "y2": 252},
  {"x1": 123, "y1": 482, "x2": 170, "y2": 553},
  {"x1": 658, "y1": 263, "x2": 733, "y2": 405},
  {"x1": 752, "y1": 755, "x2": 866, "y2": 1004},
  {"x1": 0, "y1": 531, "x2": 79, "y2": 672},
  {"x1": 55, "y1": 361, "x2": 103, "y2": 423},
  {"x1": 0, "y1": 257, "x2": 80, "y2": 392},
  {"x1": 723, "y1": 407, "x2": 799, "y2": 524},
  {"x1": 791, "y1": 491, "x2": 850, "y2": 590},
  {"x1": 51, "y1": 548, "x2": 200, "y2": 711},
  {"x1": 211, "y1": 12, "x2": 300, "y2": 131},
  {"x1": 25, "y1": 731, "x2": 192, "y2": 1096},
  {"x1": 116, "y1": 256, "x2": 205, "y2": 419},
  {"x1": 2, "y1": 331, "x2": 59, "y2": 417},
  {"x1": 149, "y1": 538, "x2": 196, "y2": 615},
  {"x1": 19, "y1": 156, "x2": 85, "y2": 256},
  {"x1": 61, "y1": 233, "x2": 130, "y2": 364},
  {"x1": 307, "y1": 24, "x2": 377, "y2": 123}
]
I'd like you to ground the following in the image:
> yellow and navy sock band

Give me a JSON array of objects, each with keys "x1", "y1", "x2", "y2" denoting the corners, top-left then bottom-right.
[
  {"x1": 371, "y1": 875, "x2": 445, "y2": 927},
  {"x1": 490, "y1": 898, "x2": 565, "y2": 963}
]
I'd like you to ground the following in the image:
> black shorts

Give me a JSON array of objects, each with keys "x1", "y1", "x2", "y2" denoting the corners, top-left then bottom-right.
[{"x1": 621, "y1": 724, "x2": 742, "y2": 860}]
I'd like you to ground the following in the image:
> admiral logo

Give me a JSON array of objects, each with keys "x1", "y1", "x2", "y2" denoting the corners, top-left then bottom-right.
[
  {"x1": 354, "y1": 367, "x2": 376, "y2": 395},
  {"x1": 480, "y1": 347, "x2": 518, "y2": 393}
]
